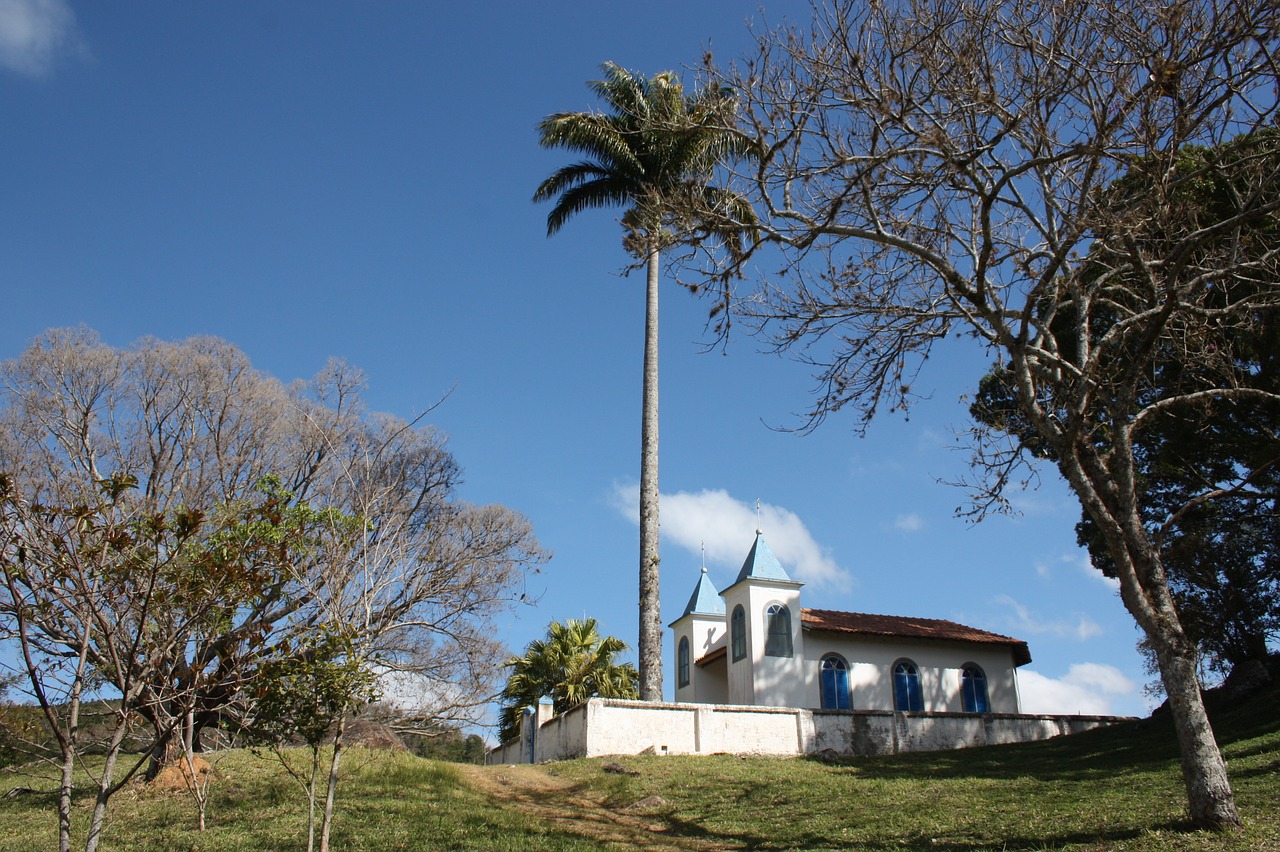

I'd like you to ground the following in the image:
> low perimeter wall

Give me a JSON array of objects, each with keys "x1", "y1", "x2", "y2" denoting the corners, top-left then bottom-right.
[{"x1": 487, "y1": 698, "x2": 1131, "y2": 765}]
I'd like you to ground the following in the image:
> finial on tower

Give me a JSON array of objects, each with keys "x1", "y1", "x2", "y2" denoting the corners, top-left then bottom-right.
[
  {"x1": 755, "y1": 498, "x2": 762, "y2": 535},
  {"x1": 700, "y1": 540, "x2": 707, "y2": 573}
]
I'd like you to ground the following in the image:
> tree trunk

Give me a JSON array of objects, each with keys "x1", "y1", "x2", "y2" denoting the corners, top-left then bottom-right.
[
  {"x1": 307, "y1": 745, "x2": 320, "y2": 852},
  {"x1": 1104, "y1": 508, "x2": 1240, "y2": 830},
  {"x1": 319, "y1": 715, "x2": 347, "y2": 852},
  {"x1": 638, "y1": 245, "x2": 663, "y2": 701},
  {"x1": 1148, "y1": 616, "x2": 1241, "y2": 830},
  {"x1": 57, "y1": 742, "x2": 74, "y2": 852},
  {"x1": 84, "y1": 711, "x2": 132, "y2": 852},
  {"x1": 1055, "y1": 441, "x2": 1240, "y2": 831}
]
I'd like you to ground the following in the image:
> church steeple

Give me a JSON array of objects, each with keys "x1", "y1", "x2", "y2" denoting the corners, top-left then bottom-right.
[
  {"x1": 681, "y1": 564, "x2": 725, "y2": 618},
  {"x1": 733, "y1": 531, "x2": 793, "y2": 585}
]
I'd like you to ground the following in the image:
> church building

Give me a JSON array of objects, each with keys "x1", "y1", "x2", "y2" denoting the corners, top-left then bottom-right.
[{"x1": 670, "y1": 532, "x2": 1030, "y2": 713}]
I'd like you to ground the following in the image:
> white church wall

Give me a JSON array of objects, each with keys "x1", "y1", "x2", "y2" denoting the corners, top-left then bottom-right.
[
  {"x1": 673, "y1": 614, "x2": 728, "y2": 704},
  {"x1": 722, "y1": 578, "x2": 806, "y2": 708},
  {"x1": 806, "y1": 634, "x2": 1021, "y2": 713}
]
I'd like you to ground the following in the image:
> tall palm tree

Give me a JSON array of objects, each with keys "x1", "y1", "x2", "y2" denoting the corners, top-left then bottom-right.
[
  {"x1": 497, "y1": 618, "x2": 638, "y2": 741},
  {"x1": 534, "y1": 62, "x2": 753, "y2": 701}
]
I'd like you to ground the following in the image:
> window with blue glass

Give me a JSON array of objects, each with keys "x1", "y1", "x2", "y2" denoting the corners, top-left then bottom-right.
[
  {"x1": 731, "y1": 605, "x2": 746, "y2": 661},
  {"x1": 961, "y1": 664, "x2": 989, "y2": 713},
  {"x1": 820, "y1": 654, "x2": 850, "y2": 710},
  {"x1": 764, "y1": 604, "x2": 792, "y2": 657},
  {"x1": 893, "y1": 659, "x2": 923, "y2": 712},
  {"x1": 677, "y1": 636, "x2": 691, "y2": 688}
]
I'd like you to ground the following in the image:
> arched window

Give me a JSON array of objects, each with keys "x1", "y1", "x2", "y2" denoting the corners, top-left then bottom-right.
[
  {"x1": 764, "y1": 604, "x2": 793, "y2": 657},
  {"x1": 820, "y1": 654, "x2": 850, "y2": 710},
  {"x1": 961, "y1": 664, "x2": 989, "y2": 713},
  {"x1": 677, "y1": 636, "x2": 691, "y2": 688},
  {"x1": 893, "y1": 659, "x2": 923, "y2": 712},
  {"x1": 731, "y1": 605, "x2": 746, "y2": 661}
]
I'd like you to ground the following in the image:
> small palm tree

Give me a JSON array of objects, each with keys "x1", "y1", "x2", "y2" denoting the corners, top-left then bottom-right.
[
  {"x1": 497, "y1": 618, "x2": 638, "y2": 741},
  {"x1": 535, "y1": 62, "x2": 754, "y2": 700}
]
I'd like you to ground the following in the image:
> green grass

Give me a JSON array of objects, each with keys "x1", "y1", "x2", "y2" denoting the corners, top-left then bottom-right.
[
  {"x1": 1, "y1": 684, "x2": 1277, "y2": 850},
  {"x1": 0, "y1": 748, "x2": 599, "y2": 851},
  {"x1": 548, "y1": 684, "x2": 1280, "y2": 850}
]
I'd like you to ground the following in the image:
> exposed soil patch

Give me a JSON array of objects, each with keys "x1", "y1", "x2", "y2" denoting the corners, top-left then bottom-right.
[{"x1": 457, "y1": 764, "x2": 725, "y2": 849}]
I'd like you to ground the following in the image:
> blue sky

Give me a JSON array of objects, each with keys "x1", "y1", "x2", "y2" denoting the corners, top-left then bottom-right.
[{"x1": 1, "y1": 1, "x2": 1148, "y2": 718}]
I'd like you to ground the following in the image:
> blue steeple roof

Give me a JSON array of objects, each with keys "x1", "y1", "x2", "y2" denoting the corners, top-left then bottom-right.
[
  {"x1": 733, "y1": 532, "x2": 793, "y2": 584},
  {"x1": 682, "y1": 566, "x2": 725, "y2": 617}
]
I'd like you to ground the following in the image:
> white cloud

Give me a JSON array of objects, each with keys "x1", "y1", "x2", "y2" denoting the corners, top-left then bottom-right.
[
  {"x1": 0, "y1": 0, "x2": 81, "y2": 78},
  {"x1": 609, "y1": 483, "x2": 851, "y2": 591},
  {"x1": 995, "y1": 594, "x2": 1104, "y2": 641},
  {"x1": 894, "y1": 513, "x2": 923, "y2": 532},
  {"x1": 1018, "y1": 663, "x2": 1137, "y2": 715},
  {"x1": 1065, "y1": 551, "x2": 1121, "y2": 589}
]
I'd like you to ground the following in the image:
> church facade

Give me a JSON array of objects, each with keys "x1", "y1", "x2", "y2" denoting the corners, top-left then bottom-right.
[
  {"x1": 487, "y1": 533, "x2": 1136, "y2": 765},
  {"x1": 670, "y1": 533, "x2": 1030, "y2": 714}
]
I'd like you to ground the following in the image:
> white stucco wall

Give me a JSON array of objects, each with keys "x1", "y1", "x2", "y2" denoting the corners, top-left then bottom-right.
[
  {"x1": 585, "y1": 700, "x2": 701, "y2": 756},
  {"x1": 722, "y1": 578, "x2": 806, "y2": 708},
  {"x1": 486, "y1": 699, "x2": 1131, "y2": 765},
  {"x1": 673, "y1": 613, "x2": 728, "y2": 704},
  {"x1": 806, "y1": 634, "x2": 1021, "y2": 713}
]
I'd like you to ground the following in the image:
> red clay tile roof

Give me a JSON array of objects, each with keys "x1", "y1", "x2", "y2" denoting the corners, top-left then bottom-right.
[
  {"x1": 802, "y1": 608, "x2": 1032, "y2": 667},
  {"x1": 694, "y1": 646, "x2": 727, "y2": 667}
]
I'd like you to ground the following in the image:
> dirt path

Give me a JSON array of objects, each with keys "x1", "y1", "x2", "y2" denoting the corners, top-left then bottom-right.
[{"x1": 457, "y1": 764, "x2": 724, "y2": 850}]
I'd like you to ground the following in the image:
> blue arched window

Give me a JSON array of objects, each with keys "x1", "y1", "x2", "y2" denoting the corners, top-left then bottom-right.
[
  {"x1": 764, "y1": 604, "x2": 792, "y2": 657},
  {"x1": 731, "y1": 605, "x2": 746, "y2": 661},
  {"x1": 677, "y1": 636, "x2": 691, "y2": 688},
  {"x1": 961, "y1": 664, "x2": 989, "y2": 713},
  {"x1": 893, "y1": 659, "x2": 923, "y2": 712},
  {"x1": 820, "y1": 654, "x2": 850, "y2": 710}
]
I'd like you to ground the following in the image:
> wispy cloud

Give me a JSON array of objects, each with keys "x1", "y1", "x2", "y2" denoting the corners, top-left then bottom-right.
[
  {"x1": 995, "y1": 594, "x2": 1104, "y2": 641},
  {"x1": 1018, "y1": 663, "x2": 1137, "y2": 715},
  {"x1": 894, "y1": 513, "x2": 923, "y2": 532},
  {"x1": 1065, "y1": 551, "x2": 1121, "y2": 589},
  {"x1": 1024, "y1": 549, "x2": 1120, "y2": 590},
  {"x1": 609, "y1": 484, "x2": 851, "y2": 591},
  {"x1": 0, "y1": 0, "x2": 83, "y2": 78}
]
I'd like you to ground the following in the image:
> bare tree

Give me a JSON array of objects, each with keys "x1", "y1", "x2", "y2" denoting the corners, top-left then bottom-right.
[
  {"x1": 709, "y1": 0, "x2": 1279, "y2": 831},
  {"x1": 274, "y1": 409, "x2": 548, "y2": 852},
  {"x1": 0, "y1": 329, "x2": 546, "y2": 848}
]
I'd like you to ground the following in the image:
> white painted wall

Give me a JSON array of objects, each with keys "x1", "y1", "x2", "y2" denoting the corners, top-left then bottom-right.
[
  {"x1": 673, "y1": 612, "x2": 727, "y2": 704},
  {"x1": 486, "y1": 699, "x2": 1130, "y2": 765},
  {"x1": 805, "y1": 634, "x2": 1021, "y2": 713},
  {"x1": 721, "y1": 577, "x2": 805, "y2": 707}
]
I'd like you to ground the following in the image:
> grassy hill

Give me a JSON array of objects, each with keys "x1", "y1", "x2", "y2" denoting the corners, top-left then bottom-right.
[{"x1": 1, "y1": 683, "x2": 1277, "y2": 850}]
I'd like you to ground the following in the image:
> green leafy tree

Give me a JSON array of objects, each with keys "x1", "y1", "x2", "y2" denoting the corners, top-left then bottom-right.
[
  {"x1": 534, "y1": 63, "x2": 754, "y2": 700},
  {"x1": 498, "y1": 618, "x2": 638, "y2": 741}
]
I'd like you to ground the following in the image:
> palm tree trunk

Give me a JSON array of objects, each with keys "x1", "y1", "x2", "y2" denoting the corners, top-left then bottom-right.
[{"x1": 638, "y1": 244, "x2": 663, "y2": 701}]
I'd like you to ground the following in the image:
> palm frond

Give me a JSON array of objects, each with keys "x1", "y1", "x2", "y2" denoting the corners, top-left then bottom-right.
[{"x1": 535, "y1": 60, "x2": 759, "y2": 254}]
